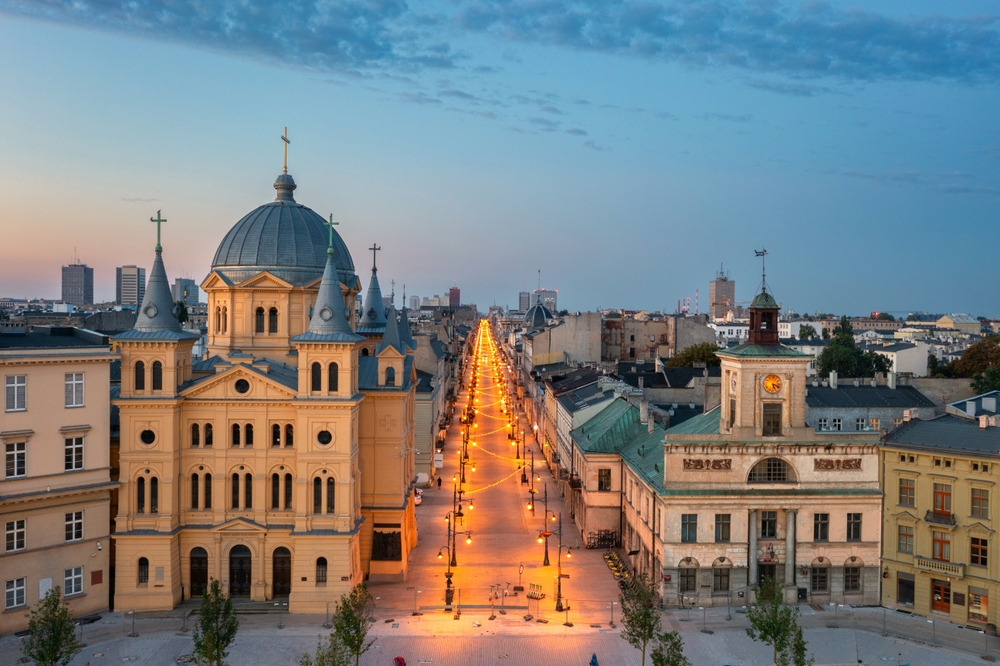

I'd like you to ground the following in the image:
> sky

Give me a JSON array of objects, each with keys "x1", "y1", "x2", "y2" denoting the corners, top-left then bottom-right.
[{"x1": 0, "y1": 1, "x2": 997, "y2": 317}]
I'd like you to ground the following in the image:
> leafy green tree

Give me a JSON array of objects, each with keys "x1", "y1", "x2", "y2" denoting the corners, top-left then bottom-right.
[
  {"x1": 746, "y1": 576, "x2": 808, "y2": 666},
  {"x1": 650, "y1": 630, "x2": 690, "y2": 666},
  {"x1": 666, "y1": 342, "x2": 720, "y2": 367},
  {"x1": 619, "y1": 573, "x2": 661, "y2": 666},
  {"x1": 784, "y1": 622, "x2": 814, "y2": 666},
  {"x1": 333, "y1": 584, "x2": 376, "y2": 666},
  {"x1": 23, "y1": 587, "x2": 80, "y2": 666},
  {"x1": 300, "y1": 634, "x2": 349, "y2": 666},
  {"x1": 797, "y1": 324, "x2": 817, "y2": 340},
  {"x1": 972, "y1": 368, "x2": 1000, "y2": 394},
  {"x1": 874, "y1": 313, "x2": 895, "y2": 321},
  {"x1": 816, "y1": 319, "x2": 891, "y2": 379},
  {"x1": 192, "y1": 578, "x2": 240, "y2": 666}
]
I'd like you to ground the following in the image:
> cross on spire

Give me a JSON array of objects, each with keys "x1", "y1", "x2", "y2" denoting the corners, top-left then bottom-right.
[
  {"x1": 150, "y1": 210, "x2": 167, "y2": 252},
  {"x1": 390, "y1": 280, "x2": 395, "y2": 303},
  {"x1": 324, "y1": 214, "x2": 338, "y2": 255},
  {"x1": 281, "y1": 127, "x2": 290, "y2": 173},
  {"x1": 369, "y1": 244, "x2": 381, "y2": 272}
]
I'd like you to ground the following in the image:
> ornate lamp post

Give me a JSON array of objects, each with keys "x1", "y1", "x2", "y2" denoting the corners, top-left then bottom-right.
[{"x1": 555, "y1": 512, "x2": 570, "y2": 612}]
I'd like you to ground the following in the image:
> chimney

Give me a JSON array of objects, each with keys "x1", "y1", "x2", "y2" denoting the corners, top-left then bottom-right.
[
  {"x1": 648, "y1": 419, "x2": 654, "y2": 434},
  {"x1": 903, "y1": 408, "x2": 915, "y2": 422},
  {"x1": 638, "y1": 376, "x2": 644, "y2": 390},
  {"x1": 830, "y1": 371, "x2": 838, "y2": 389},
  {"x1": 870, "y1": 378, "x2": 877, "y2": 387},
  {"x1": 888, "y1": 372, "x2": 897, "y2": 390},
  {"x1": 640, "y1": 399, "x2": 649, "y2": 424},
  {"x1": 980, "y1": 415, "x2": 989, "y2": 429},
  {"x1": 853, "y1": 379, "x2": 860, "y2": 387}
]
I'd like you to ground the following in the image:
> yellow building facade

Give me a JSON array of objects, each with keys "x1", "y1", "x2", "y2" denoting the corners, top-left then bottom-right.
[{"x1": 112, "y1": 171, "x2": 418, "y2": 614}]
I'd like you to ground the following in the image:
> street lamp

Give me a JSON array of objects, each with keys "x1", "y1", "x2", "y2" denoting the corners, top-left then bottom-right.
[{"x1": 555, "y1": 512, "x2": 570, "y2": 612}]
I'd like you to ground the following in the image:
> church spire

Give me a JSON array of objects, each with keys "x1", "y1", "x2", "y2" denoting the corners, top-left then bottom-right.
[
  {"x1": 748, "y1": 248, "x2": 780, "y2": 346},
  {"x1": 360, "y1": 244, "x2": 387, "y2": 328},
  {"x1": 398, "y1": 294, "x2": 417, "y2": 352},
  {"x1": 294, "y1": 216, "x2": 362, "y2": 342},
  {"x1": 376, "y1": 302, "x2": 404, "y2": 354}
]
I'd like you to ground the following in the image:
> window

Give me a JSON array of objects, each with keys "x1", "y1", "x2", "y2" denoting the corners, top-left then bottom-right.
[
  {"x1": 311, "y1": 363, "x2": 322, "y2": 392},
  {"x1": 284, "y1": 473, "x2": 292, "y2": 509},
  {"x1": 748, "y1": 458, "x2": 794, "y2": 483},
  {"x1": 137, "y1": 477, "x2": 146, "y2": 513},
  {"x1": 972, "y1": 538, "x2": 988, "y2": 567},
  {"x1": 844, "y1": 567, "x2": 861, "y2": 592},
  {"x1": 5, "y1": 578, "x2": 25, "y2": 609},
  {"x1": 847, "y1": 513, "x2": 862, "y2": 541},
  {"x1": 231, "y1": 424, "x2": 241, "y2": 447},
  {"x1": 191, "y1": 474, "x2": 199, "y2": 509},
  {"x1": 205, "y1": 423, "x2": 213, "y2": 447},
  {"x1": 810, "y1": 567, "x2": 829, "y2": 592},
  {"x1": 65, "y1": 511, "x2": 83, "y2": 542},
  {"x1": 231, "y1": 473, "x2": 240, "y2": 509},
  {"x1": 831, "y1": 418, "x2": 842, "y2": 431},
  {"x1": 152, "y1": 361, "x2": 163, "y2": 391},
  {"x1": 272, "y1": 473, "x2": 280, "y2": 509},
  {"x1": 65, "y1": 373, "x2": 84, "y2": 407},
  {"x1": 150, "y1": 477, "x2": 159, "y2": 513},
  {"x1": 329, "y1": 363, "x2": 339, "y2": 392},
  {"x1": 255, "y1": 307, "x2": 265, "y2": 333},
  {"x1": 285, "y1": 424, "x2": 294, "y2": 448},
  {"x1": 316, "y1": 557, "x2": 328, "y2": 584},
  {"x1": 817, "y1": 418, "x2": 828, "y2": 430},
  {"x1": 65, "y1": 566, "x2": 83, "y2": 596},
  {"x1": 762, "y1": 403, "x2": 782, "y2": 436},
  {"x1": 932, "y1": 531, "x2": 950, "y2": 561},
  {"x1": 244, "y1": 473, "x2": 252, "y2": 509},
  {"x1": 64, "y1": 437, "x2": 84, "y2": 471},
  {"x1": 973, "y1": 489, "x2": 989, "y2": 518},
  {"x1": 813, "y1": 513, "x2": 829, "y2": 541},
  {"x1": 894, "y1": 418, "x2": 904, "y2": 428},
  {"x1": 221, "y1": 306, "x2": 227, "y2": 333},
  {"x1": 6, "y1": 375, "x2": 26, "y2": 411},
  {"x1": 899, "y1": 479, "x2": 915, "y2": 507},
  {"x1": 715, "y1": 514, "x2": 731, "y2": 542},
  {"x1": 326, "y1": 478, "x2": 335, "y2": 513},
  {"x1": 138, "y1": 558, "x2": 149, "y2": 584},
  {"x1": 760, "y1": 511, "x2": 777, "y2": 539},
  {"x1": 215, "y1": 306, "x2": 221, "y2": 333},
  {"x1": 245, "y1": 424, "x2": 254, "y2": 447},
  {"x1": 5, "y1": 520, "x2": 25, "y2": 552},
  {"x1": 204, "y1": 474, "x2": 212, "y2": 509},
  {"x1": 933, "y1": 483, "x2": 952, "y2": 516},
  {"x1": 870, "y1": 418, "x2": 880, "y2": 430},
  {"x1": 268, "y1": 307, "x2": 278, "y2": 334},
  {"x1": 897, "y1": 574, "x2": 915, "y2": 606},
  {"x1": 681, "y1": 514, "x2": 697, "y2": 543},
  {"x1": 679, "y1": 568, "x2": 696, "y2": 593},
  {"x1": 598, "y1": 468, "x2": 612, "y2": 492},
  {"x1": 713, "y1": 567, "x2": 730, "y2": 592},
  {"x1": 385, "y1": 367, "x2": 396, "y2": 386},
  {"x1": 5, "y1": 442, "x2": 25, "y2": 478},
  {"x1": 855, "y1": 418, "x2": 866, "y2": 431},
  {"x1": 729, "y1": 399, "x2": 736, "y2": 428},
  {"x1": 313, "y1": 478, "x2": 322, "y2": 514},
  {"x1": 272, "y1": 424, "x2": 281, "y2": 448},
  {"x1": 898, "y1": 525, "x2": 914, "y2": 553},
  {"x1": 191, "y1": 424, "x2": 200, "y2": 447}
]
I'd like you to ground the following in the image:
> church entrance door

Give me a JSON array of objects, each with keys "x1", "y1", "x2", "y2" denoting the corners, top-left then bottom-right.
[
  {"x1": 229, "y1": 545, "x2": 252, "y2": 597},
  {"x1": 273, "y1": 547, "x2": 292, "y2": 597},
  {"x1": 190, "y1": 547, "x2": 208, "y2": 597}
]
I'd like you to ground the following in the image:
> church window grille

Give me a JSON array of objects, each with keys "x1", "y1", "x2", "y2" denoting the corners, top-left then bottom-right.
[
  {"x1": 284, "y1": 473, "x2": 292, "y2": 509},
  {"x1": 326, "y1": 478, "x2": 335, "y2": 514},
  {"x1": 150, "y1": 477, "x2": 159, "y2": 513},
  {"x1": 748, "y1": 458, "x2": 794, "y2": 484},
  {"x1": 221, "y1": 306, "x2": 227, "y2": 333},
  {"x1": 272, "y1": 474, "x2": 280, "y2": 509},
  {"x1": 138, "y1": 558, "x2": 149, "y2": 584},
  {"x1": 215, "y1": 307, "x2": 221, "y2": 333},
  {"x1": 231, "y1": 424, "x2": 240, "y2": 447},
  {"x1": 255, "y1": 307, "x2": 265, "y2": 333},
  {"x1": 192, "y1": 474, "x2": 199, "y2": 509},
  {"x1": 191, "y1": 424, "x2": 200, "y2": 447},
  {"x1": 204, "y1": 424, "x2": 213, "y2": 447},
  {"x1": 245, "y1": 424, "x2": 253, "y2": 447},
  {"x1": 204, "y1": 474, "x2": 212, "y2": 509},
  {"x1": 316, "y1": 558, "x2": 327, "y2": 584},
  {"x1": 231, "y1": 474, "x2": 240, "y2": 509},
  {"x1": 152, "y1": 362, "x2": 163, "y2": 391},
  {"x1": 313, "y1": 478, "x2": 322, "y2": 514},
  {"x1": 311, "y1": 363, "x2": 322, "y2": 392},
  {"x1": 268, "y1": 307, "x2": 278, "y2": 334},
  {"x1": 329, "y1": 363, "x2": 339, "y2": 392},
  {"x1": 134, "y1": 361, "x2": 145, "y2": 391},
  {"x1": 285, "y1": 424, "x2": 294, "y2": 448},
  {"x1": 244, "y1": 473, "x2": 253, "y2": 509},
  {"x1": 136, "y1": 477, "x2": 145, "y2": 514},
  {"x1": 385, "y1": 367, "x2": 396, "y2": 387},
  {"x1": 272, "y1": 424, "x2": 281, "y2": 448}
]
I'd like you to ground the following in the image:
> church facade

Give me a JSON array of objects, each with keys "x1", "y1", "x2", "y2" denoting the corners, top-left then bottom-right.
[{"x1": 112, "y1": 170, "x2": 418, "y2": 613}]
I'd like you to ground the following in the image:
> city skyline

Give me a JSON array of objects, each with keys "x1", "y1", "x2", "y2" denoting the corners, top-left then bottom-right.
[{"x1": 0, "y1": 2, "x2": 998, "y2": 315}]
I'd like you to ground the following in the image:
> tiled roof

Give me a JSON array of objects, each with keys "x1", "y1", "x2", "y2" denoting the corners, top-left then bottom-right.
[
  {"x1": 571, "y1": 399, "x2": 638, "y2": 454},
  {"x1": 806, "y1": 385, "x2": 934, "y2": 409},
  {"x1": 557, "y1": 383, "x2": 614, "y2": 414},
  {"x1": 715, "y1": 344, "x2": 809, "y2": 359},
  {"x1": 884, "y1": 414, "x2": 1000, "y2": 457},
  {"x1": 665, "y1": 406, "x2": 721, "y2": 435}
]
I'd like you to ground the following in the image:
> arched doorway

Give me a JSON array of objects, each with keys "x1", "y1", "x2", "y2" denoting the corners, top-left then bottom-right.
[
  {"x1": 273, "y1": 547, "x2": 291, "y2": 597},
  {"x1": 190, "y1": 547, "x2": 208, "y2": 597},
  {"x1": 229, "y1": 545, "x2": 252, "y2": 597}
]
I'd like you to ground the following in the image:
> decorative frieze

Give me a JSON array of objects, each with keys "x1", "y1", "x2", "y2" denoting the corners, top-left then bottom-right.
[
  {"x1": 814, "y1": 458, "x2": 862, "y2": 471},
  {"x1": 683, "y1": 459, "x2": 732, "y2": 470}
]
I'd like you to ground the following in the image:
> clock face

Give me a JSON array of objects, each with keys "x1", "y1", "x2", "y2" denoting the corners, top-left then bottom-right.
[
  {"x1": 763, "y1": 374, "x2": 782, "y2": 393},
  {"x1": 730, "y1": 374, "x2": 738, "y2": 392}
]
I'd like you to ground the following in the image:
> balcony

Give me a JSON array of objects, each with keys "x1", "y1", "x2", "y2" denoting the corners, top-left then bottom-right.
[
  {"x1": 569, "y1": 475, "x2": 583, "y2": 490},
  {"x1": 924, "y1": 510, "x2": 956, "y2": 526},
  {"x1": 915, "y1": 556, "x2": 964, "y2": 578}
]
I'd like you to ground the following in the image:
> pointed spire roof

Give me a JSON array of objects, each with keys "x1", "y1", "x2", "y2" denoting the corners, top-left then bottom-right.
[
  {"x1": 293, "y1": 244, "x2": 363, "y2": 344},
  {"x1": 376, "y1": 303, "x2": 404, "y2": 354},
  {"x1": 361, "y1": 262, "x2": 387, "y2": 329},
  {"x1": 398, "y1": 303, "x2": 417, "y2": 351},
  {"x1": 116, "y1": 247, "x2": 197, "y2": 341}
]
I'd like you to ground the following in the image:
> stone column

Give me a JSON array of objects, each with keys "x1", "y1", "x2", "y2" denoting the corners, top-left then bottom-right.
[
  {"x1": 748, "y1": 509, "x2": 758, "y2": 589},
  {"x1": 785, "y1": 509, "x2": 797, "y2": 602}
]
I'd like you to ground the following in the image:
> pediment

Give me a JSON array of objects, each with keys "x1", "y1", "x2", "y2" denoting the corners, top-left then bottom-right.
[
  {"x1": 201, "y1": 271, "x2": 233, "y2": 291},
  {"x1": 966, "y1": 521, "x2": 995, "y2": 534},
  {"x1": 891, "y1": 509, "x2": 920, "y2": 521},
  {"x1": 211, "y1": 518, "x2": 267, "y2": 533},
  {"x1": 181, "y1": 363, "x2": 298, "y2": 400},
  {"x1": 238, "y1": 271, "x2": 293, "y2": 290},
  {"x1": 377, "y1": 346, "x2": 405, "y2": 360}
]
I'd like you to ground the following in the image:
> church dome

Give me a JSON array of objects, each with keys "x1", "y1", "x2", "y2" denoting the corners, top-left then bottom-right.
[
  {"x1": 523, "y1": 302, "x2": 553, "y2": 330},
  {"x1": 212, "y1": 173, "x2": 356, "y2": 286}
]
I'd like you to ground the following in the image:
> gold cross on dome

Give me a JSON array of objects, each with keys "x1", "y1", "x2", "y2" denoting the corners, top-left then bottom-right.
[
  {"x1": 150, "y1": 210, "x2": 167, "y2": 252},
  {"x1": 281, "y1": 126, "x2": 290, "y2": 173}
]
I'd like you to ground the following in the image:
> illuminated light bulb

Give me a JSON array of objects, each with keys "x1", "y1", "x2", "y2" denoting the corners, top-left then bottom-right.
[
  {"x1": 438, "y1": 552, "x2": 443, "y2": 559},
  {"x1": 551, "y1": 514, "x2": 556, "y2": 522},
  {"x1": 527, "y1": 503, "x2": 533, "y2": 510},
  {"x1": 537, "y1": 536, "x2": 544, "y2": 544},
  {"x1": 566, "y1": 551, "x2": 572, "y2": 558},
  {"x1": 466, "y1": 536, "x2": 472, "y2": 545},
  {"x1": 471, "y1": 465, "x2": 476, "y2": 472}
]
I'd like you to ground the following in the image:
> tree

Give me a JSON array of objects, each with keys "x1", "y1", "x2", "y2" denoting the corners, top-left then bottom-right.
[
  {"x1": 972, "y1": 368, "x2": 1000, "y2": 394},
  {"x1": 797, "y1": 324, "x2": 817, "y2": 340},
  {"x1": 332, "y1": 584, "x2": 376, "y2": 666},
  {"x1": 650, "y1": 630, "x2": 690, "y2": 666},
  {"x1": 746, "y1": 576, "x2": 809, "y2": 666},
  {"x1": 874, "y1": 313, "x2": 895, "y2": 321},
  {"x1": 666, "y1": 342, "x2": 720, "y2": 368},
  {"x1": 300, "y1": 634, "x2": 349, "y2": 666},
  {"x1": 174, "y1": 300, "x2": 189, "y2": 324},
  {"x1": 952, "y1": 335, "x2": 1000, "y2": 378},
  {"x1": 619, "y1": 573, "x2": 661, "y2": 666},
  {"x1": 192, "y1": 578, "x2": 240, "y2": 666},
  {"x1": 784, "y1": 622, "x2": 814, "y2": 666},
  {"x1": 22, "y1": 586, "x2": 80, "y2": 666},
  {"x1": 816, "y1": 319, "x2": 891, "y2": 379}
]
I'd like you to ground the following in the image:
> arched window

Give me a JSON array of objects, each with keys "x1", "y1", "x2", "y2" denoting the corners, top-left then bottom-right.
[
  {"x1": 313, "y1": 478, "x2": 322, "y2": 514},
  {"x1": 138, "y1": 557, "x2": 149, "y2": 584},
  {"x1": 150, "y1": 477, "x2": 159, "y2": 513},
  {"x1": 215, "y1": 307, "x2": 221, "y2": 333},
  {"x1": 245, "y1": 424, "x2": 254, "y2": 447},
  {"x1": 385, "y1": 367, "x2": 395, "y2": 386},
  {"x1": 152, "y1": 361, "x2": 163, "y2": 391},
  {"x1": 328, "y1": 363, "x2": 339, "y2": 392},
  {"x1": 285, "y1": 424, "x2": 294, "y2": 448},
  {"x1": 361, "y1": 348, "x2": 369, "y2": 356},
  {"x1": 191, "y1": 423, "x2": 200, "y2": 447},
  {"x1": 255, "y1": 307, "x2": 265, "y2": 333},
  {"x1": 136, "y1": 477, "x2": 146, "y2": 513},
  {"x1": 748, "y1": 458, "x2": 795, "y2": 484},
  {"x1": 311, "y1": 363, "x2": 322, "y2": 392},
  {"x1": 231, "y1": 424, "x2": 241, "y2": 447},
  {"x1": 204, "y1": 474, "x2": 212, "y2": 509},
  {"x1": 231, "y1": 473, "x2": 240, "y2": 508},
  {"x1": 134, "y1": 361, "x2": 145, "y2": 391},
  {"x1": 284, "y1": 473, "x2": 292, "y2": 509},
  {"x1": 268, "y1": 307, "x2": 278, "y2": 334},
  {"x1": 204, "y1": 423, "x2": 213, "y2": 447},
  {"x1": 271, "y1": 473, "x2": 280, "y2": 509},
  {"x1": 326, "y1": 478, "x2": 335, "y2": 514},
  {"x1": 272, "y1": 424, "x2": 281, "y2": 448},
  {"x1": 221, "y1": 306, "x2": 228, "y2": 333},
  {"x1": 191, "y1": 473, "x2": 200, "y2": 509},
  {"x1": 316, "y1": 557, "x2": 328, "y2": 584},
  {"x1": 244, "y1": 473, "x2": 253, "y2": 508}
]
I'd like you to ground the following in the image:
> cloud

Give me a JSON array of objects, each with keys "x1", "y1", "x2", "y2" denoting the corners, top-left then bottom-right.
[
  {"x1": 565, "y1": 128, "x2": 588, "y2": 135},
  {"x1": 654, "y1": 111, "x2": 678, "y2": 120},
  {"x1": 397, "y1": 91, "x2": 443, "y2": 105},
  {"x1": 540, "y1": 105, "x2": 562, "y2": 114},
  {"x1": 703, "y1": 113, "x2": 753, "y2": 123},
  {"x1": 817, "y1": 168, "x2": 1000, "y2": 197},
  {"x1": 528, "y1": 116, "x2": 560, "y2": 131},
  {"x1": 121, "y1": 197, "x2": 159, "y2": 203},
  {"x1": 746, "y1": 79, "x2": 838, "y2": 97},
  {"x1": 583, "y1": 140, "x2": 607, "y2": 151}
]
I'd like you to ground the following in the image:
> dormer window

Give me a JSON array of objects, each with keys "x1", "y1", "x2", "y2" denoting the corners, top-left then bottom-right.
[{"x1": 385, "y1": 367, "x2": 396, "y2": 387}]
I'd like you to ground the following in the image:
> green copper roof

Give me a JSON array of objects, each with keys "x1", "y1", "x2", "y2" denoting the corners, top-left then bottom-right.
[
  {"x1": 751, "y1": 291, "x2": 779, "y2": 309},
  {"x1": 665, "y1": 406, "x2": 721, "y2": 435},
  {"x1": 571, "y1": 399, "x2": 638, "y2": 453},
  {"x1": 715, "y1": 344, "x2": 810, "y2": 358}
]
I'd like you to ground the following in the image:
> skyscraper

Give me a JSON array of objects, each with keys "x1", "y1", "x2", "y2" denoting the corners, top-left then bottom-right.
[
  {"x1": 171, "y1": 277, "x2": 199, "y2": 306},
  {"x1": 409, "y1": 295, "x2": 419, "y2": 311},
  {"x1": 518, "y1": 291, "x2": 531, "y2": 311},
  {"x1": 116, "y1": 265, "x2": 146, "y2": 306},
  {"x1": 61, "y1": 264, "x2": 94, "y2": 306},
  {"x1": 709, "y1": 266, "x2": 735, "y2": 320},
  {"x1": 533, "y1": 289, "x2": 557, "y2": 312},
  {"x1": 449, "y1": 287, "x2": 460, "y2": 308}
]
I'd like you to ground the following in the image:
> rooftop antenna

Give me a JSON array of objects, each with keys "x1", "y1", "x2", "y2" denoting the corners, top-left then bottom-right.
[
  {"x1": 281, "y1": 127, "x2": 290, "y2": 173},
  {"x1": 755, "y1": 247, "x2": 768, "y2": 293}
]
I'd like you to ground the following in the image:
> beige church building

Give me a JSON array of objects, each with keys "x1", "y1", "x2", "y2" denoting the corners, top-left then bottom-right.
[{"x1": 112, "y1": 169, "x2": 418, "y2": 613}]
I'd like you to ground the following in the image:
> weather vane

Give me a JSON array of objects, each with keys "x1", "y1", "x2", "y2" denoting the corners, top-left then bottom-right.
[
  {"x1": 150, "y1": 210, "x2": 167, "y2": 252},
  {"x1": 755, "y1": 247, "x2": 768, "y2": 292}
]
